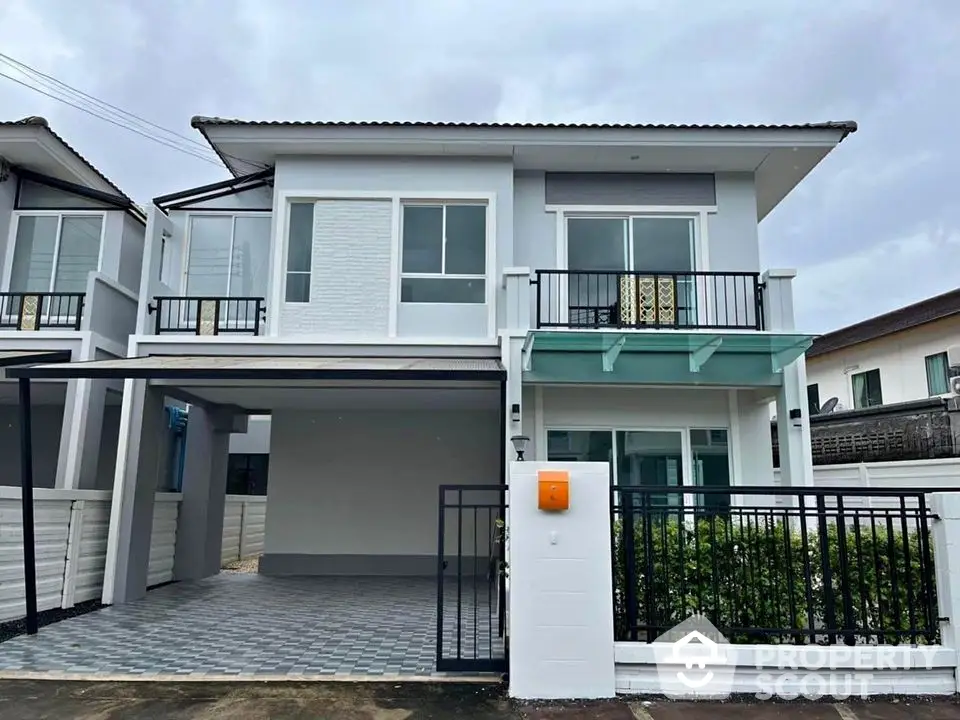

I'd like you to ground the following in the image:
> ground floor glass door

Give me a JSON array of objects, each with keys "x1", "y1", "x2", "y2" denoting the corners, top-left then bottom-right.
[{"x1": 546, "y1": 427, "x2": 731, "y2": 510}]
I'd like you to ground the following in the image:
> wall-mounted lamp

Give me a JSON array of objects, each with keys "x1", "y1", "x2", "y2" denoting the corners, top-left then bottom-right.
[
  {"x1": 510, "y1": 403, "x2": 521, "y2": 423},
  {"x1": 789, "y1": 408, "x2": 802, "y2": 428},
  {"x1": 510, "y1": 435, "x2": 530, "y2": 461}
]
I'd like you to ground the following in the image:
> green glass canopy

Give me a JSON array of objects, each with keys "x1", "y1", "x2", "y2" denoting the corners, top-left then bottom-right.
[{"x1": 522, "y1": 330, "x2": 814, "y2": 386}]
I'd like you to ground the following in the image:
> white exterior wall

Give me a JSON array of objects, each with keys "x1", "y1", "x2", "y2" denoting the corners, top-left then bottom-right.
[
  {"x1": 806, "y1": 316, "x2": 960, "y2": 409},
  {"x1": 0, "y1": 172, "x2": 16, "y2": 276},
  {"x1": 512, "y1": 171, "x2": 761, "y2": 275},
  {"x1": 117, "y1": 213, "x2": 145, "y2": 294},
  {"x1": 262, "y1": 408, "x2": 499, "y2": 573},
  {"x1": 279, "y1": 199, "x2": 393, "y2": 335},
  {"x1": 271, "y1": 156, "x2": 514, "y2": 340},
  {"x1": 521, "y1": 385, "x2": 775, "y2": 486},
  {"x1": 229, "y1": 415, "x2": 271, "y2": 454},
  {"x1": 0, "y1": 404, "x2": 65, "y2": 489}
]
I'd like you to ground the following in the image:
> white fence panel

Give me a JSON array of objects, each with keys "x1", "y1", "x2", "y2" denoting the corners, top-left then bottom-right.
[
  {"x1": 221, "y1": 498, "x2": 243, "y2": 564},
  {"x1": 240, "y1": 497, "x2": 267, "y2": 558},
  {"x1": 60, "y1": 492, "x2": 112, "y2": 607},
  {"x1": 0, "y1": 490, "x2": 73, "y2": 622},
  {"x1": 221, "y1": 496, "x2": 267, "y2": 564},
  {"x1": 148, "y1": 493, "x2": 181, "y2": 587}
]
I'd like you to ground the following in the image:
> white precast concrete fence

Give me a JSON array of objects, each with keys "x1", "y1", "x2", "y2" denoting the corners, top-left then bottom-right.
[
  {"x1": 0, "y1": 490, "x2": 264, "y2": 623},
  {"x1": 220, "y1": 496, "x2": 267, "y2": 565}
]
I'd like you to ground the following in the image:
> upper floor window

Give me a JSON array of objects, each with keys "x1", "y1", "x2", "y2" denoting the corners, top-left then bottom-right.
[
  {"x1": 851, "y1": 368, "x2": 882, "y2": 409},
  {"x1": 285, "y1": 203, "x2": 314, "y2": 303},
  {"x1": 925, "y1": 352, "x2": 950, "y2": 396},
  {"x1": 185, "y1": 214, "x2": 271, "y2": 298},
  {"x1": 400, "y1": 203, "x2": 486, "y2": 304},
  {"x1": 8, "y1": 213, "x2": 103, "y2": 293}
]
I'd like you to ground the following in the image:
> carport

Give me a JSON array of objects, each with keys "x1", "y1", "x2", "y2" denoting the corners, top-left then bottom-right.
[{"x1": 6, "y1": 353, "x2": 507, "y2": 677}]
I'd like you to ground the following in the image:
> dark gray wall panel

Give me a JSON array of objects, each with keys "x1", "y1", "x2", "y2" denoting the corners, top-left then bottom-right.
[{"x1": 545, "y1": 172, "x2": 716, "y2": 206}]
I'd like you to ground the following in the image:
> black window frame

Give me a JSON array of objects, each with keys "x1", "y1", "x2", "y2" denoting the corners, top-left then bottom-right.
[
  {"x1": 807, "y1": 383, "x2": 820, "y2": 415},
  {"x1": 852, "y1": 368, "x2": 883, "y2": 409}
]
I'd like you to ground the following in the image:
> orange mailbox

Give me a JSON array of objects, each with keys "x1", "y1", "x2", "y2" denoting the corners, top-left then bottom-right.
[{"x1": 538, "y1": 470, "x2": 570, "y2": 512}]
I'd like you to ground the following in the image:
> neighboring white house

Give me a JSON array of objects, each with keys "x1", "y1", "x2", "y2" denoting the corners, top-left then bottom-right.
[
  {"x1": 9, "y1": 118, "x2": 855, "y2": 670},
  {"x1": 0, "y1": 116, "x2": 145, "y2": 491},
  {"x1": 805, "y1": 288, "x2": 960, "y2": 414}
]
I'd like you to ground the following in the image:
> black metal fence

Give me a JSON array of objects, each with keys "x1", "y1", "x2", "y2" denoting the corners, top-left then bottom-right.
[
  {"x1": 532, "y1": 269, "x2": 763, "y2": 330},
  {"x1": 436, "y1": 485, "x2": 508, "y2": 673},
  {"x1": 150, "y1": 296, "x2": 266, "y2": 335},
  {"x1": 611, "y1": 485, "x2": 939, "y2": 646},
  {"x1": 0, "y1": 292, "x2": 85, "y2": 330}
]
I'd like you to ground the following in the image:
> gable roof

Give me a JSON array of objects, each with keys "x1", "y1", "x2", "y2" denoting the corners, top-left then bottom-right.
[
  {"x1": 0, "y1": 116, "x2": 138, "y2": 208},
  {"x1": 807, "y1": 287, "x2": 960, "y2": 358}
]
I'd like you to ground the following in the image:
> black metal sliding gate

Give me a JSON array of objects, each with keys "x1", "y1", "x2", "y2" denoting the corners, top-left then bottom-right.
[{"x1": 436, "y1": 484, "x2": 508, "y2": 673}]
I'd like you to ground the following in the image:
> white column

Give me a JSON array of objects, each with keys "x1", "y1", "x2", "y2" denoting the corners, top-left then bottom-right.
[
  {"x1": 56, "y1": 378, "x2": 108, "y2": 489},
  {"x1": 931, "y1": 493, "x2": 960, "y2": 691},
  {"x1": 102, "y1": 380, "x2": 166, "y2": 605},
  {"x1": 502, "y1": 266, "x2": 532, "y2": 465},
  {"x1": 173, "y1": 407, "x2": 244, "y2": 581},
  {"x1": 763, "y1": 269, "x2": 814, "y2": 489},
  {"x1": 508, "y1": 461, "x2": 615, "y2": 699}
]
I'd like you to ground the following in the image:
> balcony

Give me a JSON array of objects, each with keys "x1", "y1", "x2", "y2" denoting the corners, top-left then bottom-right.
[
  {"x1": 0, "y1": 292, "x2": 85, "y2": 331},
  {"x1": 531, "y1": 270, "x2": 764, "y2": 331},
  {"x1": 149, "y1": 296, "x2": 266, "y2": 336}
]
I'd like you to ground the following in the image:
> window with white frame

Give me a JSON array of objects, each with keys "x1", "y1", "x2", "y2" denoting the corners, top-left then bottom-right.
[
  {"x1": 8, "y1": 213, "x2": 104, "y2": 293},
  {"x1": 285, "y1": 202, "x2": 314, "y2": 303},
  {"x1": 184, "y1": 214, "x2": 271, "y2": 298},
  {"x1": 400, "y1": 202, "x2": 487, "y2": 304}
]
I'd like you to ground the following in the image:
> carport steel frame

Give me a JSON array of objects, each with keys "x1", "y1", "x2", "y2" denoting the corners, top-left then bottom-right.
[
  {"x1": 0, "y1": 350, "x2": 72, "y2": 635},
  {"x1": 8, "y1": 356, "x2": 508, "y2": 635}
]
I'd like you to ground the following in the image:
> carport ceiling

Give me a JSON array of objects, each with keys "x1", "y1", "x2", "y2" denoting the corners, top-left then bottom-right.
[{"x1": 158, "y1": 383, "x2": 502, "y2": 410}]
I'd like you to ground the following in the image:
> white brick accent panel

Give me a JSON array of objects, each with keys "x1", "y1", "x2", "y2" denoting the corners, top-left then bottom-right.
[{"x1": 280, "y1": 200, "x2": 393, "y2": 335}]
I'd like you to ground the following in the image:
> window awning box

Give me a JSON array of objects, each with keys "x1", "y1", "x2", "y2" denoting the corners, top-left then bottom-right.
[{"x1": 522, "y1": 330, "x2": 814, "y2": 386}]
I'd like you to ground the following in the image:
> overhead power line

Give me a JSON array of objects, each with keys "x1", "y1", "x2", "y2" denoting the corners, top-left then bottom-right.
[
  {"x1": 0, "y1": 53, "x2": 217, "y2": 155},
  {"x1": 0, "y1": 53, "x2": 270, "y2": 170}
]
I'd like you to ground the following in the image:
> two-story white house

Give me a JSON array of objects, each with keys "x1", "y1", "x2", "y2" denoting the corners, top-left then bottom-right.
[
  {"x1": 9, "y1": 118, "x2": 854, "y2": 674},
  {"x1": 0, "y1": 116, "x2": 145, "y2": 492}
]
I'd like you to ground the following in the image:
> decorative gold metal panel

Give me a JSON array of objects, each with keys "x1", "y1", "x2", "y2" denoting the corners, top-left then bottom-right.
[
  {"x1": 618, "y1": 275, "x2": 637, "y2": 325},
  {"x1": 618, "y1": 275, "x2": 676, "y2": 326},
  {"x1": 198, "y1": 300, "x2": 217, "y2": 336},
  {"x1": 19, "y1": 295, "x2": 39, "y2": 331}
]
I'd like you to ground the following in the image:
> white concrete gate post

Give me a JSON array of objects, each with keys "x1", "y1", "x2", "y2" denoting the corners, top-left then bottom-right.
[
  {"x1": 931, "y1": 493, "x2": 960, "y2": 692},
  {"x1": 508, "y1": 461, "x2": 615, "y2": 699}
]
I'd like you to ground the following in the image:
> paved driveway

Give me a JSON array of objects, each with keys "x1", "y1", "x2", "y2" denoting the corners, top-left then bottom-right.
[
  {"x1": 1, "y1": 682, "x2": 959, "y2": 719},
  {"x1": 0, "y1": 574, "x2": 501, "y2": 678}
]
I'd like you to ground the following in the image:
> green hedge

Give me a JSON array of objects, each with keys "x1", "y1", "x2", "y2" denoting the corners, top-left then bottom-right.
[{"x1": 612, "y1": 513, "x2": 937, "y2": 645}]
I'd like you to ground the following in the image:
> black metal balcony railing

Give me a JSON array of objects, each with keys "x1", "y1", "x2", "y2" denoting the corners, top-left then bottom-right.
[
  {"x1": 612, "y1": 485, "x2": 938, "y2": 646},
  {"x1": 150, "y1": 296, "x2": 266, "y2": 336},
  {"x1": 0, "y1": 292, "x2": 85, "y2": 330},
  {"x1": 532, "y1": 270, "x2": 764, "y2": 331}
]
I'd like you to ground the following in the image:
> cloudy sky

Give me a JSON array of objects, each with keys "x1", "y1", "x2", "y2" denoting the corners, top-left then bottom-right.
[{"x1": 0, "y1": 0, "x2": 956, "y2": 332}]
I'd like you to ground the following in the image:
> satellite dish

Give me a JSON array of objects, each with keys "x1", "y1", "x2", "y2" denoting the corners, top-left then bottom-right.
[{"x1": 819, "y1": 397, "x2": 839, "y2": 414}]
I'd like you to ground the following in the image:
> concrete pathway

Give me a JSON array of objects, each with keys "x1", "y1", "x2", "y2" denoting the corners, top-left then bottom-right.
[{"x1": 1, "y1": 681, "x2": 958, "y2": 719}]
